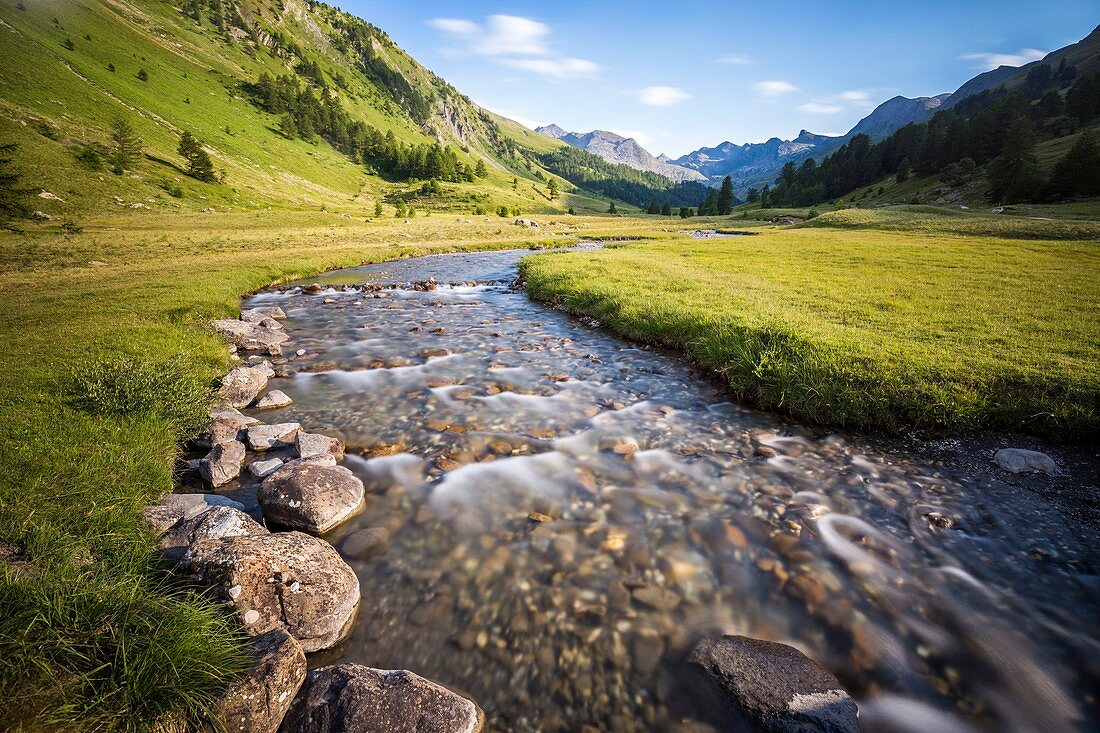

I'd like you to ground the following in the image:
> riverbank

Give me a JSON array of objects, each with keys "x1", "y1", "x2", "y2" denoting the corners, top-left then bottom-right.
[
  {"x1": 0, "y1": 210, "x2": 653, "y2": 730},
  {"x1": 521, "y1": 209, "x2": 1100, "y2": 443}
]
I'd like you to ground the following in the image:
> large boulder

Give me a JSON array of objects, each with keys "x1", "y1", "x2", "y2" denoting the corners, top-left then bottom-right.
[
  {"x1": 157, "y1": 506, "x2": 267, "y2": 562},
  {"x1": 256, "y1": 390, "x2": 293, "y2": 409},
  {"x1": 209, "y1": 628, "x2": 306, "y2": 733},
  {"x1": 143, "y1": 493, "x2": 246, "y2": 534},
  {"x1": 259, "y1": 462, "x2": 364, "y2": 533},
  {"x1": 183, "y1": 531, "x2": 360, "y2": 653},
  {"x1": 281, "y1": 664, "x2": 484, "y2": 733},
  {"x1": 202, "y1": 406, "x2": 260, "y2": 447},
  {"x1": 247, "y1": 422, "x2": 301, "y2": 451},
  {"x1": 199, "y1": 439, "x2": 246, "y2": 487},
  {"x1": 686, "y1": 635, "x2": 859, "y2": 733},
  {"x1": 213, "y1": 319, "x2": 290, "y2": 355},
  {"x1": 220, "y1": 366, "x2": 270, "y2": 409},
  {"x1": 993, "y1": 448, "x2": 1059, "y2": 475}
]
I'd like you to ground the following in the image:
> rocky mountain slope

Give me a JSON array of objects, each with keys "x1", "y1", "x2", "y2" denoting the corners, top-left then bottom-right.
[{"x1": 536, "y1": 125, "x2": 707, "y2": 183}]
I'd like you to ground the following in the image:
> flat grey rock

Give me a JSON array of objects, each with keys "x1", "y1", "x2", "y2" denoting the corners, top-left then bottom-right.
[
  {"x1": 157, "y1": 506, "x2": 267, "y2": 562},
  {"x1": 994, "y1": 448, "x2": 1059, "y2": 475},
  {"x1": 220, "y1": 366, "x2": 270, "y2": 409},
  {"x1": 295, "y1": 432, "x2": 345, "y2": 460},
  {"x1": 247, "y1": 422, "x2": 301, "y2": 451},
  {"x1": 259, "y1": 462, "x2": 364, "y2": 533},
  {"x1": 143, "y1": 493, "x2": 246, "y2": 534},
  {"x1": 249, "y1": 457, "x2": 286, "y2": 478},
  {"x1": 199, "y1": 439, "x2": 246, "y2": 487},
  {"x1": 256, "y1": 389, "x2": 293, "y2": 409}
]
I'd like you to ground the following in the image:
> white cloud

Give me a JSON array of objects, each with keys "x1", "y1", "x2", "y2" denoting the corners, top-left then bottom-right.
[
  {"x1": 609, "y1": 128, "x2": 658, "y2": 147},
  {"x1": 428, "y1": 14, "x2": 598, "y2": 79},
  {"x1": 638, "y1": 86, "x2": 690, "y2": 106},
  {"x1": 754, "y1": 80, "x2": 799, "y2": 97},
  {"x1": 796, "y1": 102, "x2": 844, "y2": 114},
  {"x1": 715, "y1": 53, "x2": 752, "y2": 65},
  {"x1": 502, "y1": 57, "x2": 600, "y2": 78},
  {"x1": 961, "y1": 48, "x2": 1046, "y2": 71},
  {"x1": 483, "y1": 106, "x2": 546, "y2": 131}
]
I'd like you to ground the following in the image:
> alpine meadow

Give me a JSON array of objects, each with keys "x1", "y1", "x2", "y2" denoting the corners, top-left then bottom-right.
[{"x1": 0, "y1": 1, "x2": 1097, "y2": 733}]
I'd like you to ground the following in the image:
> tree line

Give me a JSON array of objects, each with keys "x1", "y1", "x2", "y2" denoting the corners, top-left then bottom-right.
[
  {"x1": 535, "y1": 146, "x2": 711, "y2": 208},
  {"x1": 758, "y1": 62, "x2": 1100, "y2": 207}
]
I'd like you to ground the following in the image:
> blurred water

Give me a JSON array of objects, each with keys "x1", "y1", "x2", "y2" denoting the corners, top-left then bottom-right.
[{"x1": 243, "y1": 248, "x2": 1099, "y2": 733}]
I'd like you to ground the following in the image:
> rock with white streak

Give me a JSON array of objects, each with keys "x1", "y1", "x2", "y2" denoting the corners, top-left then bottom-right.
[
  {"x1": 687, "y1": 635, "x2": 859, "y2": 733},
  {"x1": 157, "y1": 506, "x2": 267, "y2": 562},
  {"x1": 212, "y1": 319, "x2": 290, "y2": 355},
  {"x1": 142, "y1": 493, "x2": 246, "y2": 534},
  {"x1": 259, "y1": 462, "x2": 364, "y2": 533},
  {"x1": 249, "y1": 458, "x2": 286, "y2": 478},
  {"x1": 282, "y1": 663, "x2": 484, "y2": 733},
  {"x1": 182, "y1": 531, "x2": 360, "y2": 652},
  {"x1": 220, "y1": 366, "x2": 270, "y2": 409},
  {"x1": 256, "y1": 390, "x2": 293, "y2": 409},
  {"x1": 246, "y1": 422, "x2": 301, "y2": 451},
  {"x1": 241, "y1": 306, "x2": 287, "y2": 323}
]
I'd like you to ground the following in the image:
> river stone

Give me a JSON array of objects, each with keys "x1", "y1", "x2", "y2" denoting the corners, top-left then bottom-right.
[
  {"x1": 247, "y1": 422, "x2": 301, "y2": 451},
  {"x1": 250, "y1": 360, "x2": 277, "y2": 377},
  {"x1": 158, "y1": 506, "x2": 267, "y2": 562},
  {"x1": 203, "y1": 407, "x2": 260, "y2": 448},
  {"x1": 340, "y1": 527, "x2": 391, "y2": 559},
  {"x1": 209, "y1": 628, "x2": 306, "y2": 733},
  {"x1": 213, "y1": 319, "x2": 290, "y2": 355},
  {"x1": 220, "y1": 366, "x2": 270, "y2": 409},
  {"x1": 241, "y1": 306, "x2": 287, "y2": 324},
  {"x1": 281, "y1": 663, "x2": 484, "y2": 733},
  {"x1": 259, "y1": 463, "x2": 364, "y2": 533},
  {"x1": 250, "y1": 457, "x2": 286, "y2": 478},
  {"x1": 256, "y1": 390, "x2": 293, "y2": 409},
  {"x1": 183, "y1": 531, "x2": 360, "y2": 652},
  {"x1": 199, "y1": 439, "x2": 247, "y2": 487},
  {"x1": 994, "y1": 448, "x2": 1059, "y2": 475},
  {"x1": 295, "y1": 432, "x2": 345, "y2": 460},
  {"x1": 143, "y1": 493, "x2": 246, "y2": 533},
  {"x1": 687, "y1": 635, "x2": 859, "y2": 733}
]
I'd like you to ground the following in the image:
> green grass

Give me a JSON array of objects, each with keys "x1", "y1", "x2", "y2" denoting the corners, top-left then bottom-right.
[
  {"x1": 521, "y1": 209, "x2": 1100, "y2": 442},
  {"x1": 0, "y1": 210, "x2": 641, "y2": 730}
]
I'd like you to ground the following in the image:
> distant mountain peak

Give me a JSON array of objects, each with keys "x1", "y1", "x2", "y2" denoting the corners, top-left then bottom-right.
[{"x1": 535, "y1": 126, "x2": 707, "y2": 183}]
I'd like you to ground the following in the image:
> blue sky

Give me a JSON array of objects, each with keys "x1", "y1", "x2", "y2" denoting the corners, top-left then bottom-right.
[{"x1": 339, "y1": 1, "x2": 1099, "y2": 157}]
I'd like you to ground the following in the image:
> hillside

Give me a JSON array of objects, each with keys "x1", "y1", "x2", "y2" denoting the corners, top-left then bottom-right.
[
  {"x1": 0, "y1": 0, "x2": 630, "y2": 222},
  {"x1": 535, "y1": 124, "x2": 707, "y2": 183}
]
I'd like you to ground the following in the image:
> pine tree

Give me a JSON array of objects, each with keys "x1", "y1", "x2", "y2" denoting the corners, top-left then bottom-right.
[
  {"x1": 547, "y1": 178, "x2": 558, "y2": 199},
  {"x1": 607, "y1": 202, "x2": 617, "y2": 214},
  {"x1": 0, "y1": 142, "x2": 34, "y2": 231},
  {"x1": 1048, "y1": 129, "x2": 1100, "y2": 197},
  {"x1": 896, "y1": 157, "x2": 911, "y2": 183},
  {"x1": 746, "y1": 188, "x2": 760, "y2": 203},
  {"x1": 716, "y1": 176, "x2": 734, "y2": 215},
  {"x1": 646, "y1": 197, "x2": 659, "y2": 214},
  {"x1": 109, "y1": 117, "x2": 142, "y2": 174},
  {"x1": 661, "y1": 201, "x2": 671, "y2": 216},
  {"x1": 373, "y1": 199, "x2": 383, "y2": 217},
  {"x1": 278, "y1": 114, "x2": 298, "y2": 138},
  {"x1": 986, "y1": 116, "x2": 1042, "y2": 203},
  {"x1": 177, "y1": 131, "x2": 216, "y2": 182},
  {"x1": 511, "y1": 177, "x2": 518, "y2": 191},
  {"x1": 474, "y1": 158, "x2": 488, "y2": 178}
]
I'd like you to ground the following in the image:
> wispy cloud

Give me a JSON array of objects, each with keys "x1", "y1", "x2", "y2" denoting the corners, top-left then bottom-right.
[
  {"x1": 961, "y1": 48, "x2": 1046, "y2": 71},
  {"x1": 796, "y1": 102, "x2": 844, "y2": 115},
  {"x1": 797, "y1": 89, "x2": 878, "y2": 115},
  {"x1": 714, "y1": 53, "x2": 752, "y2": 65},
  {"x1": 754, "y1": 80, "x2": 799, "y2": 97},
  {"x1": 428, "y1": 14, "x2": 599, "y2": 79},
  {"x1": 638, "y1": 86, "x2": 690, "y2": 106},
  {"x1": 483, "y1": 106, "x2": 546, "y2": 131}
]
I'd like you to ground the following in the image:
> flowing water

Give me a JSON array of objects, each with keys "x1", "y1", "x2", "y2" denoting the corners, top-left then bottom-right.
[{"x1": 239, "y1": 247, "x2": 1098, "y2": 733}]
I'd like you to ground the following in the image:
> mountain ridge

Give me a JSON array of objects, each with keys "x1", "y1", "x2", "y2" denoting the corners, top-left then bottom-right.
[{"x1": 535, "y1": 124, "x2": 707, "y2": 183}]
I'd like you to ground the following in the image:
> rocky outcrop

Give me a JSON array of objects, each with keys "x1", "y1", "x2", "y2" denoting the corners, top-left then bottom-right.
[
  {"x1": 213, "y1": 319, "x2": 290, "y2": 355},
  {"x1": 994, "y1": 448, "x2": 1059, "y2": 475},
  {"x1": 282, "y1": 664, "x2": 484, "y2": 733},
  {"x1": 258, "y1": 462, "x2": 364, "y2": 533},
  {"x1": 536, "y1": 125, "x2": 707, "y2": 183},
  {"x1": 143, "y1": 493, "x2": 246, "y2": 533},
  {"x1": 209, "y1": 628, "x2": 306, "y2": 733},
  {"x1": 220, "y1": 366, "x2": 270, "y2": 409},
  {"x1": 687, "y1": 635, "x2": 859, "y2": 733},
  {"x1": 182, "y1": 531, "x2": 360, "y2": 652}
]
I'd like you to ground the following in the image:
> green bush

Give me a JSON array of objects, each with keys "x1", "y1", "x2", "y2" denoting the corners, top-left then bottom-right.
[{"x1": 70, "y1": 356, "x2": 211, "y2": 435}]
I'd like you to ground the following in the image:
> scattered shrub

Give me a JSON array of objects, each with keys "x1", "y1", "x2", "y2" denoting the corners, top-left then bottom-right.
[{"x1": 70, "y1": 356, "x2": 211, "y2": 435}]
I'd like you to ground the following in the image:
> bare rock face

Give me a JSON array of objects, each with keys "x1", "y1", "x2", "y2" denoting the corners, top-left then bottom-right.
[
  {"x1": 994, "y1": 448, "x2": 1059, "y2": 475},
  {"x1": 259, "y1": 462, "x2": 364, "y2": 533},
  {"x1": 295, "y1": 432, "x2": 345, "y2": 460},
  {"x1": 183, "y1": 531, "x2": 360, "y2": 652},
  {"x1": 281, "y1": 663, "x2": 484, "y2": 733},
  {"x1": 157, "y1": 506, "x2": 267, "y2": 562},
  {"x1": 213, "y1": 319, "x2": 290, "y2": 355},
  {"x1": 220, "y1": 366, "x2": 270, "y2": 409},
  {"x1": 686, "y1": 635, "x2": 859, "y2": 733},
  {"x1": 143, "y1": 493, "x2": 246, "y2": 534},
  {"x1": 200, "y1": 439, "x2": 247, "y2": 487},
  {"x1": 247, "y1": 422, "x2": 301, "y2": 451},
  {"x1": 209, "y1": 628, "x2": 306, "y2": 733}
]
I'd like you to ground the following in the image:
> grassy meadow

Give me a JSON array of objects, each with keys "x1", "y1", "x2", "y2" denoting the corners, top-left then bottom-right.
[
  {"x1": 522, "y1": 208, "x2": 1100, "y2": 442},
  {"x1": 0, "y1": 210, "x2": 656, "y2": 730}
]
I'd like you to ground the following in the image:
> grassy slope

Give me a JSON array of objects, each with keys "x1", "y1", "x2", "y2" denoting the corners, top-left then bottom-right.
[
  {"x1": 522, "y1": 208, "x2": 1100, "y2": 442},
  {"x1": 0, "y1": 211, "x2": 647, "y2": 730}
]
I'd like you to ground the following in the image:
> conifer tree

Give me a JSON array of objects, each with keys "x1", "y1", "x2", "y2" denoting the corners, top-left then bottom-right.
[
  {"x1": 607, "y1": 201, "x2": 617, "y2": 214},
  {"x1": 716, "y1": 176, "x2": 734, "y2": 215},
  {"x1": 177, "y1": 131, "x2": 216, "y2": 182},
  {"x1": 661, "y1": 201, "x2": 671, "y2": 216},
  {"x1": 1048, "y1": 129, "x2": 1100, "y2": 197},
  {"x1": 0, "y1": 142, "x2": 33, "y2": 231},
  {"x1": 109, "y1": 117, "x2": 143, "y2": 174},
  {"x1": 986, "y1": 116, "x2": 1042, "y2": 202},
  {"x1": 474, "y1": 158, "x2": 488, "y2": 178},
  {"x1": 547, "y1": 178, "x2": 558, "y2": 199}
]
